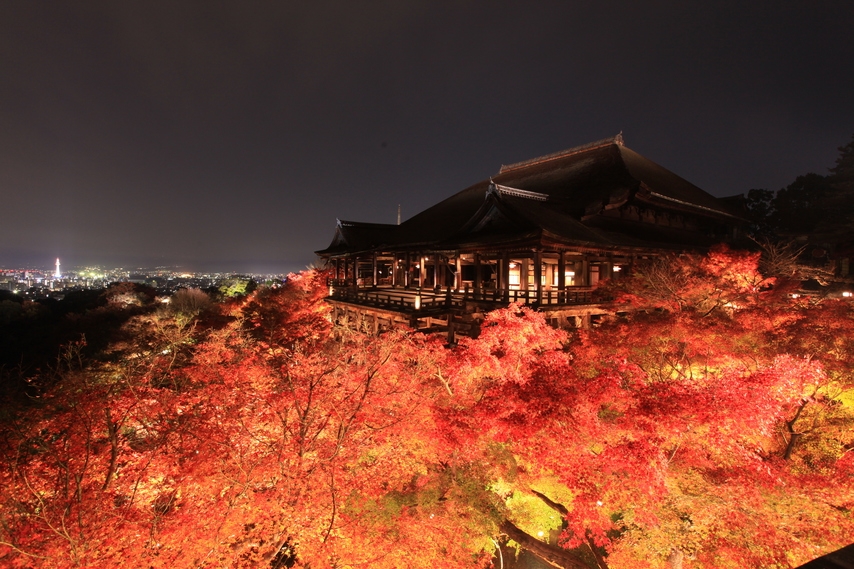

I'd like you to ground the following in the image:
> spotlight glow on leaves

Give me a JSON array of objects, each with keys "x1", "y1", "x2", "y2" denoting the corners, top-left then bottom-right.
[{"x1": 1, "y1": 252, "x2": 852, "y2": 568}]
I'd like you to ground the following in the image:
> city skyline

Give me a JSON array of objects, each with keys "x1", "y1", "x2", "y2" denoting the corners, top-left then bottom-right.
[
  {"x1": 0, "y1": 260, "x2": 288, "y2": 300},
  {"x1": 0, "y1": 257, "x2": 297, "y2": 276},
  {"x1": 2, "y1": 2, "x2": 853, "y2": 273},
  {"x1": 0, "y1": 259, "x2": 288, "y2": 282}
]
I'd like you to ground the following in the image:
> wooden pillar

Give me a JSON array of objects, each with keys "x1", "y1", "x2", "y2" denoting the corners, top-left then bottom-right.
[
  {"x1": 501, "y1": 251, "x2": 510, "y2": 302},
  {"x1": 404, "y1": 253, "x2": 411, "y2": 288},
  {"x1": 474, "y1": 253, "x2": 482, "y2": 299},
  {"x1": 434, "y1": 253, "x2": 441, "y2": 289},
  {"x1": 534, "y1": 249, "x2": 543, "y2": 305},
  {"x1": 352, "y1": 257, "x2": 359, "y2": 287},
  {"x1": 520, "y1": 257, "x2": 529, "y2": 291},
  {"x1": 391, "y1": 254, "x2": 398, "y2": 287},
  {"x1": 579, "y1": 255, "x2": 589, "y2": 287},
  {"x1": 372, "y1": 253, "x2": 378, "y2": 287},
  {"x1": 419, "y1": 255, "x2": 427, "y2": 288},
  {"x1": 455, "y1": 255, "x2": 462, "y2": 291},
  {"x1": 558, "y1": 251, "x2": 566, "y2": 303}
]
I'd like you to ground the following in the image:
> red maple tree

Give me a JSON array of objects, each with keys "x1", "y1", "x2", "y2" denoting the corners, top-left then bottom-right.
[{"x1": 1, "y1": 251, "x2": 852, "y2": 568}]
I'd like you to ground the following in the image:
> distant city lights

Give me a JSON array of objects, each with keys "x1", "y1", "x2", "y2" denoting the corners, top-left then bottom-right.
[{"x1": 0, "y1": 261, "x2": 289, "y2": 300}]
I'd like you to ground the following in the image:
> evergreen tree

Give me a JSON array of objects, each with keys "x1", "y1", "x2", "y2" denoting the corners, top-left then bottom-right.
[
  {"x1": 829, "y1": 133, "x2": 854, "y2": 192},
  {"x1": 771, "y1": 172, "x2": 836, "y2": 234},
  {"x1": 747, "y1": 134, "x2": 854, "y2": 238}
]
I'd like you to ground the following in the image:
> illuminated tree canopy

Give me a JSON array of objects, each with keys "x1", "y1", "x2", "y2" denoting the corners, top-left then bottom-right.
[{"x1": 1, "y1": 252, "x2": 853, "y2": 568}]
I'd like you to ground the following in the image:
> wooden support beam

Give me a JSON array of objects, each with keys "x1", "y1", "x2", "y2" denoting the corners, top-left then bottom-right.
[
  {"x1": 474, "y1": 253, "x2": 482, "y2": 300},
  {"x1": 404, "y1": 252, "x2": 411, "y2": 288},
  {"x1": 580, "y1": 255, "x2": 589, "y2": 287},
  {"x1": 502, "y1": 251, "x2": 510, "y2": 302},
  {"x1": 455, "y1": 255, "x2": 462, "y2": 291},
  {"x1": 520, "y1": 257, "x2": 529, "y2": 291},
  {"x1": 391, "y1": 254, "x2": 398, "y2": 287},
  {"x1": 534, "y1": 249, "x2": 543, "y2": 305},
  {"x1": 434, "y1": 253, "x2": 441, "y2": 289}
]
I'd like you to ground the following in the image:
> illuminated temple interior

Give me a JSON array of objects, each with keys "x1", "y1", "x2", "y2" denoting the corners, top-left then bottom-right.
[{"x1": 316, "y1": 135, "x2": 742, "y2": 337}]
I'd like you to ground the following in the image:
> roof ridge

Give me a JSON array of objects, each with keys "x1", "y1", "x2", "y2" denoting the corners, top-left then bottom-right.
[
  {"x1": 488, "y1": 181, "x2": 549, "y2": 201},
  {"x1": 337, "y1": 219, "x2": 399, "y2": 228},
  {"x1": 498, "y1": 133, "x2": 624, "y2": 174}
]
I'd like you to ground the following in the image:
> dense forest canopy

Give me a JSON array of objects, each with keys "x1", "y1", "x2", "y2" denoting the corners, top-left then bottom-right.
[
  {"x1": 1, "y1": 249, "x2": 853, "y2": 568},
  {"x1": 745, "y1": 134, "x2": 854, "y2": 239},
  {"x1": 2, "y1": 137, "x2": 853, "y2": 568}
]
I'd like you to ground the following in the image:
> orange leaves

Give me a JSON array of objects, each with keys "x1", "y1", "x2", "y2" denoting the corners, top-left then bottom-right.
[
  {"x1": 4, "y1": 265, "x2": 854, "y2": 568},
  {"x1": 438, "y1": 287, "x2": 854, "y2": 567},
  {"x1": 615, "y1": 245, "x2": 775, "y2": 316}
]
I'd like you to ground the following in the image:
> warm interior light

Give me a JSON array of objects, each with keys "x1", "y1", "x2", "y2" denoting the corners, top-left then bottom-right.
[
  {"x1": 843, "y1": 291, "x2": 853, "y2": 297},
  {"x1": 613, "y1": 266, "x2": 622, "y2": 272}
]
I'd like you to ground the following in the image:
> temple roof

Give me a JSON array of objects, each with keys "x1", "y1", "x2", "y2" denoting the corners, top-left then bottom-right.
[
  {"x1": 317, "y1": 219, "x2": 402, "y2": 256},
  {"x1": 316, "y1": 135, "x2": 740, "y2": 256}
]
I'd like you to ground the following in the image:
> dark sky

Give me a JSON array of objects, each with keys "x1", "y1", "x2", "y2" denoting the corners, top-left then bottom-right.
[{"x1": 2, "y1": 1, "x2": 853, "y2": 274}]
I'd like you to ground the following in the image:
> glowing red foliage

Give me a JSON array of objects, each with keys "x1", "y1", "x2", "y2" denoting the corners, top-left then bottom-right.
[{"x1": 1, "y1": 254, "x2": 852, "y2": 568}]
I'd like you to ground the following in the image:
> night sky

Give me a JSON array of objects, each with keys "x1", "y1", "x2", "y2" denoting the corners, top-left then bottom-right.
[{"x1": 2, "y1": 1, "x2": 853, "y2": 274}]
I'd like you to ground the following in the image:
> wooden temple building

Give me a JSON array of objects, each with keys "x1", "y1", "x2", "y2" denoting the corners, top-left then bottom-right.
[{"x1": 316, "y1": 135, "x2": 742, "y2": 339}]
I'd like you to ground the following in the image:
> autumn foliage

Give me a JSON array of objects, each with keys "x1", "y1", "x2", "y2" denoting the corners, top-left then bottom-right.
[{"x1": 1, "y1": 251, "x2": 853, "y2": 568}]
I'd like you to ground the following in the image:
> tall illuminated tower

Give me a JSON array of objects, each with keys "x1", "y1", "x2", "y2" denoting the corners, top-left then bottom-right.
[{"x1": 54, "y1": 258, "x2": 61, "y2": 279}]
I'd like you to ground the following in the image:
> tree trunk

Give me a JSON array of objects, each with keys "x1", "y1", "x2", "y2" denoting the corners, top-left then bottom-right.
[
  {"x1": 783, "y1": 399, "x2": 809, "y2": 461},
  {"x1": 102, "y1": 408, "x2": 119, "y2": 491},
  {"x1": 529, "y1": 489, "x2": 610, "y2": 569},
  {"x1": 499, "y1": 520, "x2": 591, "y2": 569},
  {"x1": 668, "y1": 548, "x2": 684, "y2": 569}
]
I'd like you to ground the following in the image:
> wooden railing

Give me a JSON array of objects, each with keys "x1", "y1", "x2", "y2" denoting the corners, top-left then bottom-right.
[
  {"x1": 326, "y1": 281, "x2": 608, "y2": 312},
  {"x1": 327, "y1": 278, "x2": 352, "y2": 287},
  {"x1": 329, "y1": 287, "x2": 466, "y2": 313},
  {"x1": 470, "y1": 287, "x2": 599, "y2": 305}
]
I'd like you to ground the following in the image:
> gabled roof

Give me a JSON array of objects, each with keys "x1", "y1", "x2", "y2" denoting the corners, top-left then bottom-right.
[
  {"x1": 441, "y1": 186, "x2": 704, "y2": 253},
  {"x1": 491, "y1": 135, "x2": 734, "y2": 220},
  {"x1": 315, "y1": 219, "x2": 401, "y2": 256},
  {"x1": 317, "y1": 135, "x2": 740, "y2": 256}
]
